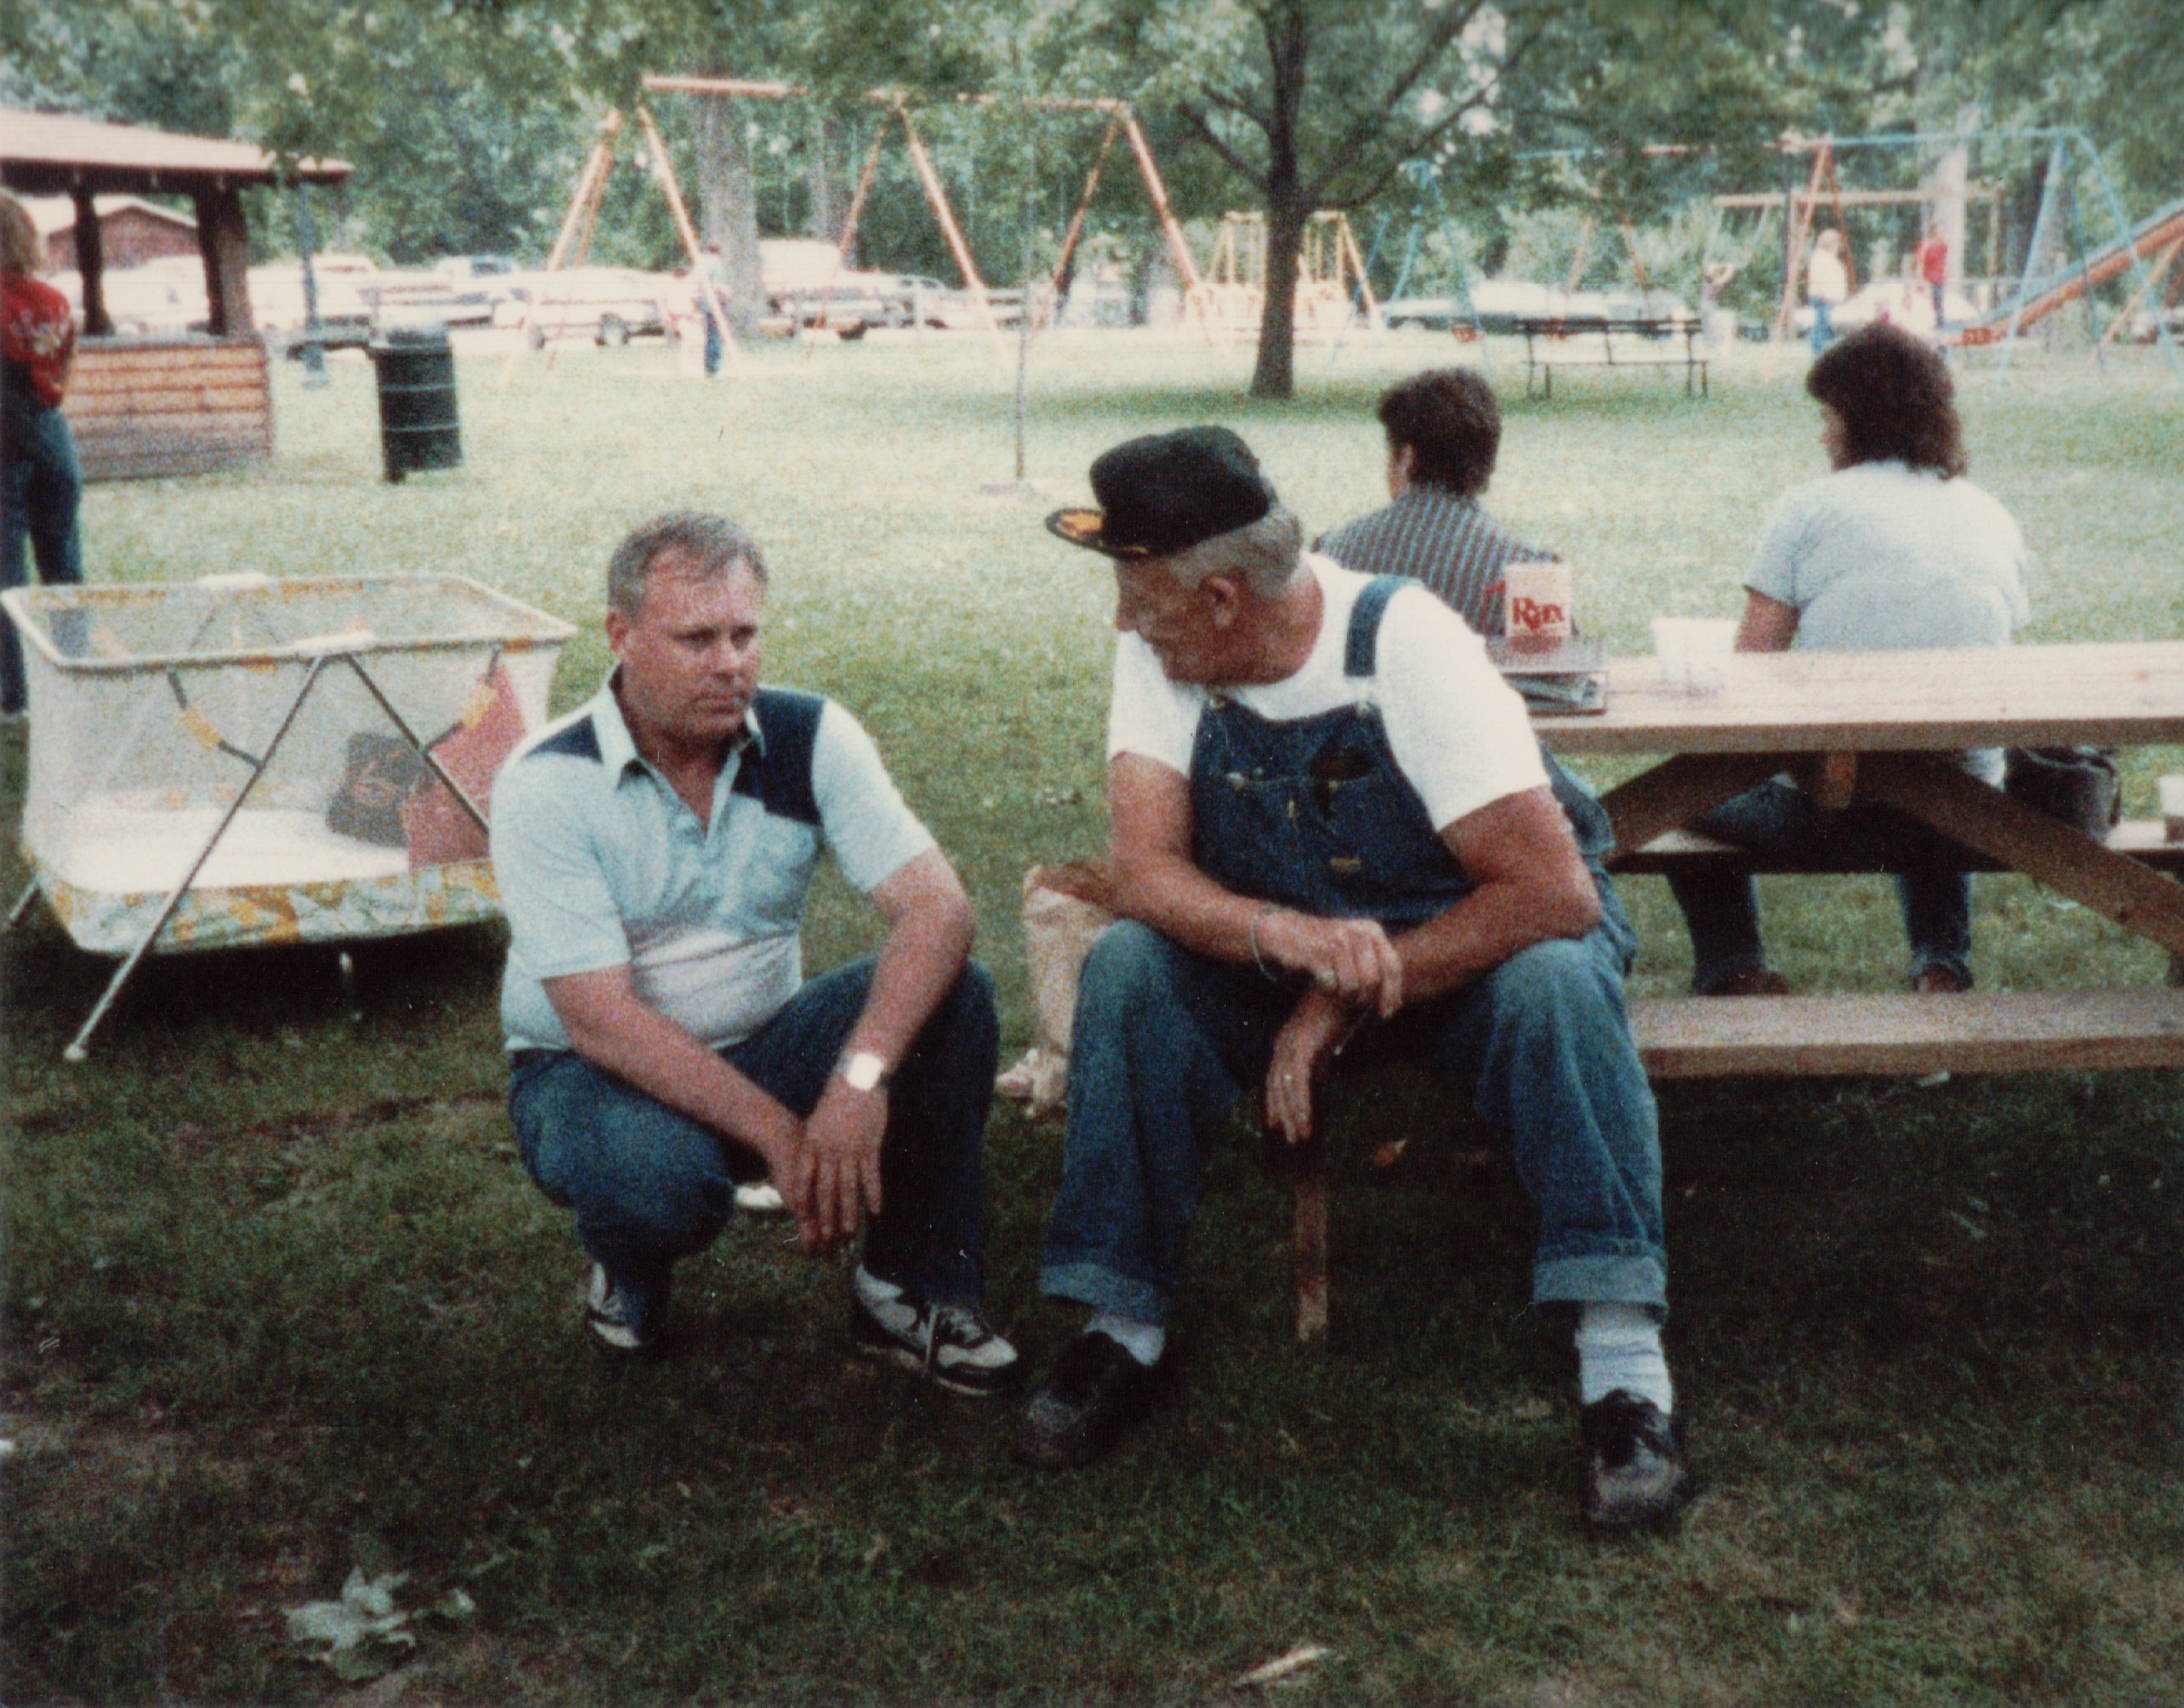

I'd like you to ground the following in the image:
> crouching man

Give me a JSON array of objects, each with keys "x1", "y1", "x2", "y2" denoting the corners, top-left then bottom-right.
[
  {"x1": 490, "y1": 512, "x2": 1017, "y2": 1394},
  {"x1": 1016, "y1": 430, "x2": 1685, "y2": 1528}
]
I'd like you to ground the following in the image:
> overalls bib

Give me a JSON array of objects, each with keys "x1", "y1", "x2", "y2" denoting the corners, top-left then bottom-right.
[{"x1": 1188, "y1": 575, "x2": 1613, "y2": 929}]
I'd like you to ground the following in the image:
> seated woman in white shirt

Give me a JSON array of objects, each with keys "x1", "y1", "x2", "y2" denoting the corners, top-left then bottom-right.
[{"x1": 1667, "y1": 322, "x2": 2030, "y2": 997}]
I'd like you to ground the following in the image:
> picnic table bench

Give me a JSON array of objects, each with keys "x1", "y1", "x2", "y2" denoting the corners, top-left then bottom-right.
[
  {"x1": 1288, "y1": 638, "x2": 2184, "y2": 1336},
  {"x1": 1538, "y1": 642, "x2": 2184, "y2": 1079},
  {"x1": 1514, "y1": 315, "x2": 1709, "y2": 400}
]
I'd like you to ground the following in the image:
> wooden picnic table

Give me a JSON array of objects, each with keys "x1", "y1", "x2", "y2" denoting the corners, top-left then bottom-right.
[{"x1": 1533, "y1": 640, "x2": 2184, "y2": 1078}]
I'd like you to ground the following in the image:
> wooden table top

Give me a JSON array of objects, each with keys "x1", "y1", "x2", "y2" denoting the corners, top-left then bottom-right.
[{"x1": 1535, "y1": 639, "x2": 2184, "y2": 756}]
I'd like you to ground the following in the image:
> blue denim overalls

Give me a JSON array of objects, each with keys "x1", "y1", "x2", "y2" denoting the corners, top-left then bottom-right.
[
  {"x1": 1188, "y1": 574, "x2": 1616, "y2": 931},
  {"x1": 1038, "y1": 575, "x2": 1665, "y2": 1327}
]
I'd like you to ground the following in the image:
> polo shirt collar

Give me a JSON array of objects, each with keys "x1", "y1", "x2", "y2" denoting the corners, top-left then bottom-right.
[
  {"x1": 1393, "y1": 485, "x2": 1478, "y2": 518},
  {"x1": 586, "y1": 669, "x2": 765, "y2": 784}
]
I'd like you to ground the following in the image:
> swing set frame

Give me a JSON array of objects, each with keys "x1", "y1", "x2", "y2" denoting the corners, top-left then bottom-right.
[{"x1": 522, "y1": 77, "x2": 1222, "y2": 377}]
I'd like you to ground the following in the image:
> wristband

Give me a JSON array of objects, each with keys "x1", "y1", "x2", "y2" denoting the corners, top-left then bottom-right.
[{"x1": 1249, "y1": 907, "x2": 1281, "y2": 982}]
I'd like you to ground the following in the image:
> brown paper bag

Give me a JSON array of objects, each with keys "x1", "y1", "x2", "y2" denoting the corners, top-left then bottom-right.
[{"x1": 996, "y1": 860, "x2": 1117, "y2": 1116}]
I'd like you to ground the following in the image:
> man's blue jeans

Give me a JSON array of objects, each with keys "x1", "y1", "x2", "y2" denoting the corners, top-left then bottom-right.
[
  {"x1": 509, "y1": 958, "x2": 998, "y2": 1333},
  {"x1": 1665, "y1": 780, "x2": 1973, "y2": 993},
  {"x1": 2, "y1": 401, "x2": 86, "y2": 716},
  {"x1": 1037, "y1": 906, "x2": 1668, "y2": 1327}
]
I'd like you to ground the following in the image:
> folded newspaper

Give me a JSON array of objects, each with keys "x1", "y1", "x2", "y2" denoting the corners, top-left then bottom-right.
[{"x1": 1487, "y1": 634, "x2": 1610, "y2": 715}]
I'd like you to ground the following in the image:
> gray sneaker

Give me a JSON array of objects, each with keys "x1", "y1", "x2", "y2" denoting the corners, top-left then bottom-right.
[
  {"x1": 850, "y1": 1273, "x2": 1020, "y2": 1396},
  {"x1": 585, "y1": 1264, "x2": 662, "y2": 1356}
]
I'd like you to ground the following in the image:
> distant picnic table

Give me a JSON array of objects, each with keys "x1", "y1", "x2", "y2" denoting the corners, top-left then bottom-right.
[{"x1": 1514, "y1": 315, "x2": 1709, "y2": 400}]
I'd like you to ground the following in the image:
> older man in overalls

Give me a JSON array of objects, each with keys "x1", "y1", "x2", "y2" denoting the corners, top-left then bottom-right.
[{"x1": 1015, "y1": 427, "x2": 1686, "y2": 1530}]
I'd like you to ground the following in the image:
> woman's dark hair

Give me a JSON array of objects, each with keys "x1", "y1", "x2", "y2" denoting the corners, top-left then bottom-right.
[
  {"x1": 1805, "y1": 322, "x2": 1967, "y2": 478},
  {"x1": 1376, "y1": 367, "x2": 1501, "y2": 495}
]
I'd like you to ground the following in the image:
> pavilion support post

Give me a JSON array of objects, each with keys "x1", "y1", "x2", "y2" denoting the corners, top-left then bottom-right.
[
  {"x1": 70, "y1": 189, "x2": 112, "y2": 337},
  {"x1": 195, "y1": 186, "x2": 254, "y2": 338}
]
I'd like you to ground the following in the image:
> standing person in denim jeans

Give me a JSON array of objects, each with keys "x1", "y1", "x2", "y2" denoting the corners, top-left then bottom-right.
[
  {"x1": 1013, "y1": 428, "x2": 1687, "y2": 1531},
  {"x1": 489, "y1": 512, "x2": 1018, "y2": 1393},
  {"x1": 1, "y1": 191, "x2": 85, "y2": 717},
  {"x1": 1666, "y1": 324, "x2": 2029, "y2": 999}
]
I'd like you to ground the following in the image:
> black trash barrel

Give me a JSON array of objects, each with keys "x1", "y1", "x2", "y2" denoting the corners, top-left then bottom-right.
[{"x1": 367, "y1": 325, "x2": 462, "y2": 483}]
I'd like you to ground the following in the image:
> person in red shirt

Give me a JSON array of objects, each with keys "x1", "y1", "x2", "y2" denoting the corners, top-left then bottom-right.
[
  {"x1": 2, "y1": 190, "x2": 85, "y2": 717},
  {"x1": 1915, "y1": 227, "x2": 1950, "y2": 327}
]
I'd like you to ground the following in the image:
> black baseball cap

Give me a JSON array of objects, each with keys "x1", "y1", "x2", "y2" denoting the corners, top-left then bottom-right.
[{"x1": 1045, "y1": 426, "x2": 1275, "y2": 560}]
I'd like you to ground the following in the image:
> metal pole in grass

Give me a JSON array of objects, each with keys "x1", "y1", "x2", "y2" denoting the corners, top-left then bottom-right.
[
  {"x1": 295, "y1": 182, "x2": 327, "y2": 389},
  {"x1": 1012, "y1": 113, "x2": 1035, "y2": 484}
]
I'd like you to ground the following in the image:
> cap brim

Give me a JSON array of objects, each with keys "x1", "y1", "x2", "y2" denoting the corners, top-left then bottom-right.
[{"x1": 1044, "y1": 508, "x2": 1152, "y2": 559}]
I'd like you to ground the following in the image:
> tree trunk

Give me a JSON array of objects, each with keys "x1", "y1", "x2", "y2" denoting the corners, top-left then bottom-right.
[
  {"x1": 693, "y1": 94, "x2": 768, "y2": 337},
  {"x1": 807, "y1": 110, "x2": 846, "y2": 246},
  {"x1": 1247, "y1": 4, "x2": 1309, "y2": 401},
  {"x1": 1250, "y1": 190, "x2": 1304, "y2": 399}
]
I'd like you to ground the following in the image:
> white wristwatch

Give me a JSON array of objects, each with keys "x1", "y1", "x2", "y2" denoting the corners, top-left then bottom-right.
[{"x1": 838, "y1": 1049, "x2": 891, "y2": 1093}]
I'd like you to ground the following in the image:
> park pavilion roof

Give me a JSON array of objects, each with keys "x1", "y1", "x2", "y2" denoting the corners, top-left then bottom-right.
[{"x1": 0, "y1": 107, "x2": 350, "y2": 198}]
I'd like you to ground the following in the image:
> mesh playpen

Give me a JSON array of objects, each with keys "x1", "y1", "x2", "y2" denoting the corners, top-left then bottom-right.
[{"x1": 2, "y1": 574, "x2": 574, "y2": 1057}]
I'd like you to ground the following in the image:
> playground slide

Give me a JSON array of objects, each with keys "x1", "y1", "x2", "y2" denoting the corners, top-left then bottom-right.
[{"x1": 1956, "y1": 192, "x2": 2184, "y2": 345}]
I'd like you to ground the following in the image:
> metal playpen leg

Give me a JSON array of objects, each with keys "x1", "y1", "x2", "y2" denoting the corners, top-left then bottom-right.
[
  {"x1": 6, "y1": 875, "x2": 41, "y2": 933},
  {"x1": 341, "y1": 656, "x2": 491, "y2": 834},
  {"x1": 62, "y1": 657, "x2": 329, "y2": 1063}
]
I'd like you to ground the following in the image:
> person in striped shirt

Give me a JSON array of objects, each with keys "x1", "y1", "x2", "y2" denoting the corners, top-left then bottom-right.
[{"x1": 1314, "y1": 367, "x2": 1559, "y2": 638}]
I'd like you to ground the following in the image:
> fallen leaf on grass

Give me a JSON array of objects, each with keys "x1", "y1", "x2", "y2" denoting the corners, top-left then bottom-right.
[
  {"x1": 284, "y1": 1569, "x2": 416, "y2": 1681},
  {"x1": 1234, "y1": 1643, "x2": 1328, "y2": 1687}
]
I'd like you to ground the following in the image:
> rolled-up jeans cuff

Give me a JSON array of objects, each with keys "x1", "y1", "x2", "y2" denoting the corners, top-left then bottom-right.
[
  {"x1": 1533, "y1": 1251, "x2": 1667, "y2": 1317},
  {"x1": 1909, "y1": 950, "x2": 1973, "y2": 987},
  {"x1": 1039, "y1": 1260, "x2": 1170, "y2": 1327}
]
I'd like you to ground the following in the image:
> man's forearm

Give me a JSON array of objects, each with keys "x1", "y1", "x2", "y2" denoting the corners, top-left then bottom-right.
[
  {"x1": 1391, "y1": 871, "x2": 1601, "y2": 1007},
  {"x1": 558, "y1": 994, "x2": 800, "y2": 1173},
  {"x1": 1111, "y1": 849, "x2": 1273, "y2": 966},
  {"x1": 840, "y1": 897, "x2": 975, "y2": 1070}
]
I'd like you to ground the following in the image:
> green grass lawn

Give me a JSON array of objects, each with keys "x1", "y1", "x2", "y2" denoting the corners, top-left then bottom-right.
[{"x1": 6, "y1": 329, "x2": 2182, "y2": 1705}]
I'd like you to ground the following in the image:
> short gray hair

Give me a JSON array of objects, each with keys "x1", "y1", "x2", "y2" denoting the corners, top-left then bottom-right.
[
  {"x1": 1161, "y1": 503, "x2": 1305, "y2": 598},
  {"x1": 607, "y1": 512, "x2": 766, "y2": 619}
]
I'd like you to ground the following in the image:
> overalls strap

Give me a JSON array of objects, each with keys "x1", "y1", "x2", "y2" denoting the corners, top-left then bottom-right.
[{"x1": 1344, "y1": 576, "x2": 1408, "y2": 679}]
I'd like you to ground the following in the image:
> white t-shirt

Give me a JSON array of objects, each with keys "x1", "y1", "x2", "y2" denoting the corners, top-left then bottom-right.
[
  {"x1": 1808, "y1": 248, "x2": 1849, "y2": 306},
  {"x1": 1747, "y1": 460, "x2": 2030, "y2": 784},
  {"x1": 1105, "y1": 554, "x2": 1547, "y2": 833}
]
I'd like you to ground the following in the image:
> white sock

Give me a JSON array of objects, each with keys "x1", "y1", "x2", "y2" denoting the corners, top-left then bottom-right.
[
  {"x1": 1575, "y1": 1302, "x2": 1674, "y2": 1414},
  {"x1": 1087, "y1": 1311, "x2": 1166, "y2": 1367}
]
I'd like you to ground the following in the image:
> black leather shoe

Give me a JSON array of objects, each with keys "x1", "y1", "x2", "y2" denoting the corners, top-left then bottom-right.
[
  {"x1": 1010, "y1": 1331, "x2": 1162, "y2": 1469},
  {"x1": 1580, "y1": 1390, "x2": 1690, "y2": 1530}
]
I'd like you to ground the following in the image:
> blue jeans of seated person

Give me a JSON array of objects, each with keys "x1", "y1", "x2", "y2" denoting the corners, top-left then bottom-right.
[
  {"x1": 1665, "y1": 779, "x2": 1973, "y2": 993},
  {"x1": 1037, "y1": 904, "x2": 1668, "y2": 1330},
  {"x1": 2, "y1": 401, "x2": 86, "y2": 716},
  {"x1": 509, "y1": 957, "x2": 998, "y2": 1339}
]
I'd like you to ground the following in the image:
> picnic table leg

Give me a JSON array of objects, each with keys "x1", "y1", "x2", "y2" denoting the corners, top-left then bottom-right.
[
  {"x1": 1294, "y1": 1136, "x2": 1329, "y2": 1341},
  {"x1": 1598, "y1": 752, "x2": 1785, "y2": 863},
  {"x1": 1860, "y1": 754, "x2": 2184, "y2": 959}
]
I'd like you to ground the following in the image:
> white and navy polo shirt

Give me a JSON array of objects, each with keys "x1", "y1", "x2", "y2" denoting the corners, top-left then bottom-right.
[{"x1": 489, "y1": 675, "x2": 936, "y2": 1052}]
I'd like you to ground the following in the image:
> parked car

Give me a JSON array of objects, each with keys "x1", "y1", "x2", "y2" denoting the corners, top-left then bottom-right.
[
  {"x1": 868, "y1": 273, "x2": 1020, "y2": 329},
  {"x1": 248, "y1": 255, "x2": 376, "y2": 349},
  {"x1": 497, "y1": 268, "x2": 675, "y2": 346},
  {"x1": 2127, "y1": 303, "x2": 2184, "y2": 343},
  {"x1": 55, "y1": 257, "x2": 210, "y2": 336}
]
